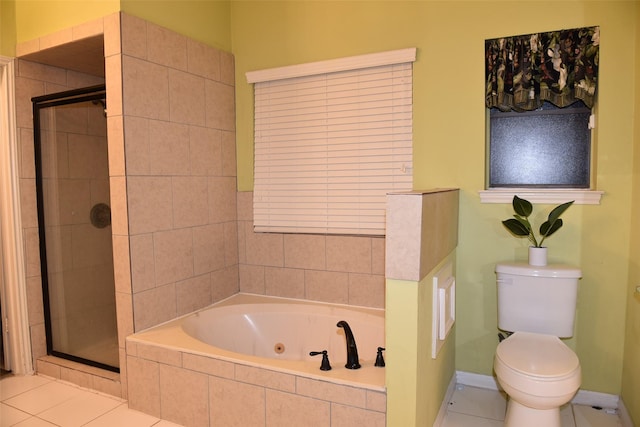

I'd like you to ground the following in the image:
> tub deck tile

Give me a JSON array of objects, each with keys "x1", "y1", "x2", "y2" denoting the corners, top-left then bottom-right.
[
  {"x1": 331, "y1": 402, "x2": 386, "y2": 427},
  {"x1": 127, "y1": 356, "x2": 161, "y2": 418},
  {"x1": 136, "y1": 342, "x2": 182, "y2": 367},
  {"x1": 266, "y1": 389, "x2": 330, "y2": 427},
  {"x1": 159, "y1": 364, "x2": 208, "y2": 427},
  {"x1": 296, "y1": 377, "x2": 367, "y2": 409},
  {"x1": 366, "y1": 390, "x2": 387, "y2": 413},
  {"x1": 210, "y1": 376, "x2": 266, "y2": 426},
  {"x1": 182, "y1": 353, "x2": 235, "y2": 379},
  {"x1": 235, "y1": 364, "x2": 296, "y2": 393}
]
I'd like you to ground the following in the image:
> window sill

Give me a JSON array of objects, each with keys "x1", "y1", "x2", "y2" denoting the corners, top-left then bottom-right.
[{"x1": 479, "y1": 189, "x2": 603, "y2": 205}]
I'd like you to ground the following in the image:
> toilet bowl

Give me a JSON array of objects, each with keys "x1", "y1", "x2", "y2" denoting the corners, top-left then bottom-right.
[{"x1": 494, "y1": 332, "x2": 581, "y2": 427}]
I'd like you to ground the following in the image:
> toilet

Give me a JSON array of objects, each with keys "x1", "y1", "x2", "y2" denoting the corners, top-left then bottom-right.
[{"x1": 494, "y1": 263, "x2": 582, "y2": 427}]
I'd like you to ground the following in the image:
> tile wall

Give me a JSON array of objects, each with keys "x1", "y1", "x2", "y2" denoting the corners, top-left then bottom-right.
[
  {"x1": 15, "y1": 11, "x2": 240, "y2": 399},
  {"x1": 16, "y1": 12, "x2": 389, "y2": 410},
  {"x1": 110, "y1": 12, "x2": 240, "y2": 401},
  {"x1": 237, "y1": 191, "x2": 386, "y2": 308},
  {"x1": 113, "y1": 12, "x2": 239, "y2": 332},
  {"x1": 126, "y1": 339, "x2": 386, "y2": 427}
]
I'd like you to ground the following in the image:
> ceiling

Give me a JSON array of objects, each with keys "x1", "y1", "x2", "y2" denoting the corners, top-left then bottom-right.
[{"x1": 20, "y1": 35, "x2": 105, "y2": 78}]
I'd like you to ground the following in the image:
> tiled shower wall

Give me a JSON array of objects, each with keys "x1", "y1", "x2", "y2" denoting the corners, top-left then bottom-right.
[
  {"x1": 15, "y1": 12, "x2": 241, "y2": 398},
  {"x1": 112, "y1": 13, "x2": 239, "y2": 332}
]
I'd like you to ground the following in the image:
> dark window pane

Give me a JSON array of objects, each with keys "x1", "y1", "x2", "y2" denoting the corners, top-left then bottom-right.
[{"x1": 489, "y1": 103, "x2": 591, "y2": 188}]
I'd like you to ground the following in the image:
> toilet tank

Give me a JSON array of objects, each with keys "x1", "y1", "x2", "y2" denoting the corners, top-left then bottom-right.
[{"x1": 496, "y1": 263, "x2": 581, "y2": 338}]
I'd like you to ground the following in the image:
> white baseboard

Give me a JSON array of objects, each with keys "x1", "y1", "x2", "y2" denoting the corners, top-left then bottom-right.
[
  {"x1": 572, "y1": 389, "x2": 619, "y2": 409},
  {"x1": 455, "y1": 370, "x2": 500, "y2": 391},
  {"x1": 433, "y1": 374, "x2": 457, "y2": 427},
  {"x1": 455, "y1": 371, "x2": 622, "y2": 411}
]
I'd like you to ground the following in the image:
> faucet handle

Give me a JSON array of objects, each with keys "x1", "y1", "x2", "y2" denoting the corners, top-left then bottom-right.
[
  {"x1": 310, "y1": 350, "x2": 332, "y2": 371},
  {"x1": 375, "y1": 347, "x2": 386, "y2": 367}
]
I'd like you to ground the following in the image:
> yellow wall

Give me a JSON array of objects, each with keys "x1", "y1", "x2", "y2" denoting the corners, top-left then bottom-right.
[
  {"x1": 232, "y1": 0, "x2": 424, "y2": 191},
  {"x1": 0, "y1": 0, "x2": 16, "y2": 56},
  {"x1": 121, "y1": 0, "x2": 231, "y2": 51},
  {"x1": 12, "y1": 0, "x2": 119, "y2": 43},
  {"x1": 385, "y1": 189, "x2": 458, "y2": 426},
  {"x1": 386, "y1": 258, "x2": 456, "y2": 426},
  {"x1": 1, "y1": 0, "x2": 231, "y2": 55},
  {"x1": 231, "y1": 1, "x2": 638, "y2": 397},
  {"x1": 385, "y1": 279, "x2": 420, "y2": 426},
  {"x1": 621, "y1": 3, "x2": 640, "y2": 424}
]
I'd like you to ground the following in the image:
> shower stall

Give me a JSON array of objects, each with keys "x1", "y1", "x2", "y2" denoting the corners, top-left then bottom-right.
[{"x1": 32, "y1": 85, "x2": 119, "y2": 372}]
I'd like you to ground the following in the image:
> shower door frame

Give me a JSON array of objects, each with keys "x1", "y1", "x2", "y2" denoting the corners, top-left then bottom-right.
[{"x1": 32, "y1": 84, "x2": 119, "y2": 373}]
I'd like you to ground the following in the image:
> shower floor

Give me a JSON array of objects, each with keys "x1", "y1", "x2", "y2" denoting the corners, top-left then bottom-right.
[{"x1": 69, "y1": 335, "x2": 119, "y2": 369}]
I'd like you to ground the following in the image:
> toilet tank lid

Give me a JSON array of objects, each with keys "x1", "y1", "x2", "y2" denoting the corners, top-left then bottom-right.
[{"x1": 496, "y1": 262, "x2": 582, "y2": 279}]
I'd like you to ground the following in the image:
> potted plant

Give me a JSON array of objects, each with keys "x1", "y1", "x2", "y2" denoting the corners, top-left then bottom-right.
[{"x1": 502, "y1": 195, "x2": 574, "y2": 266}]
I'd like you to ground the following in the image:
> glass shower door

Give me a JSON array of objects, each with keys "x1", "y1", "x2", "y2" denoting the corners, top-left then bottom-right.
[{"x1": 33, "y1": 85, "x2": 119, "y2": 372}]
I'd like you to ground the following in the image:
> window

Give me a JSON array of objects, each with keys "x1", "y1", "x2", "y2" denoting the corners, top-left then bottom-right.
[
  {"x1": 247, "y1": 49, "x2": 416, "y2": 235},
  {"x1": 481, "y1": 27, "x2": 603, "y2": 204},
  {"x1": 488, "y1": 101, "x2": 592, "y2": 188}
]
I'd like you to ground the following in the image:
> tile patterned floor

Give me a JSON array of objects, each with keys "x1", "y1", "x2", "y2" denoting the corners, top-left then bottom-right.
[
  {"x1": 0, "y1": 374, "x2": 626, "y2": 426},
  {"x1": 442, "y1": 384, "x2": 624, "y2": 427},
  {"x1": 0, "y1": 374, "x2": 182, "y2": 427}
]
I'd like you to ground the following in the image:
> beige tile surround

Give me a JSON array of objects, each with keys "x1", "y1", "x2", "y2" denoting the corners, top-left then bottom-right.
[
  {"x1": 16, "y1": 11, "x2": 389, "y2": 423},
  {"x1": 126, "y1": 340, "x2": 386, "y2": 427},
  {"x1": 116, "y1": 12, "x2": 239, "y2": 335},
  {"x1": 112, "y1": 12, "x2": 241, "y2": 403},
  {"x1": 237, "y1": 191, "x2": 386, "y2": 309},
  {"x1": 386, "y1": 189, "x2": 460, "y2": 281},
  {"x1": 15, "y1": 11, "x2": 241, "y2": 399}
]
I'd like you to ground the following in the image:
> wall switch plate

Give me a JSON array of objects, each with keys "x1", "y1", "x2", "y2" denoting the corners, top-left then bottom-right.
[{"x1": 432, "y1": 259, "x2": 455, "y2": 359}]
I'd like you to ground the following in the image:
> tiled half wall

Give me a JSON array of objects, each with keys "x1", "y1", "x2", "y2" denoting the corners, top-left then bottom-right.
[
  {"x1": 126, "y1": 340, "x2": 386, "y2": 427},
  {"x1": 237, "y1": 191, "x2": 386, "y2": 309}
]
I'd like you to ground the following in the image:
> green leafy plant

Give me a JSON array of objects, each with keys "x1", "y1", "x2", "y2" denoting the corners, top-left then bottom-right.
[{"x1": 502, "y1": 195, "x2": 574, "y2": 248}]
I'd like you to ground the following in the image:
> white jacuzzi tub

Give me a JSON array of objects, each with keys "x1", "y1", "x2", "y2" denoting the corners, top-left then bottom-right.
[{"x1": 128, "y1": 293, "x2": 386, "y2": 389}]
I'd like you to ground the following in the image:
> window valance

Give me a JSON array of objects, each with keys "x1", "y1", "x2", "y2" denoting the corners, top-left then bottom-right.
[{"x1": 486, "y1": 26, "x2": 599, "y2": 112}]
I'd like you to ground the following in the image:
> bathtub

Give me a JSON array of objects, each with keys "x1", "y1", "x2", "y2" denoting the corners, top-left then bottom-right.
[{"x1": 127, "y1": 293, "x2": 386, "y2": 390}]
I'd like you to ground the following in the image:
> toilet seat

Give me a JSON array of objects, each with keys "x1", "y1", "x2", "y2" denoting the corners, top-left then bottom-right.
[
  {"x1": 496, "y1": 331, "x2": 579, "y2": 378},
  {"x1": 495, "y1": 331, "x2": 581, "y2": 397}
]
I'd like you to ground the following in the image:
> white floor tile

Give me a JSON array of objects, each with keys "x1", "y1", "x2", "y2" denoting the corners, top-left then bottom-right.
[
  {"x1": 12, "y1": 417, "x2": 59, "y2": 427},
  {"x1": 447, "y1": 384, "x2": 507, "y2": 421},
  {"x1": 2, "y1": 375, "x2": 625, "y2": 427},
  {"x1": 0, "y1": 375, "x2": 52, "y2": 401},
  {"x1": 153, "y1": 421, "x2": 187, "y2": 427},
  {"x1": 442, "y1": 384, "x2": 625, "y2": 427},
  {"x1": 442, "y1": 411, "x2": 504, "y2": 427},
  {"x1": 0, "y1": 402, "x2": 31, "y2": 426},
  {"x1": 560, "y1": 404, "x2": 576, "y2": 427},
  {"x1": 83, "y1": 403, "x2": 162, "y2": 427},
  {"x1": 3, "y1": 381, "x2": 82, "y2": 415},
  {"x1": 574, "y1": 404, "x2": 623, "y2": 427},
  {"x1": 37, "y1": 390, "x2": 123, "y2": 427}
]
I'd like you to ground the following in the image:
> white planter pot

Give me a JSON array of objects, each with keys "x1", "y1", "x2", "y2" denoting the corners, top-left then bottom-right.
[{"x1": 528, "y1": 246, "x2": 548, "y2": 266}]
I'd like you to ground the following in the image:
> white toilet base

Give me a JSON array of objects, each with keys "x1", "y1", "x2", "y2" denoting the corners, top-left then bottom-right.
[{"x1": 505, "y1": 399, "x2": 561, "y2": 427}]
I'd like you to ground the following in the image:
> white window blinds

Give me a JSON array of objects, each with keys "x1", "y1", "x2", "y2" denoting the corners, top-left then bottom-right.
[{"x1": 249, "y1": 49, "x2": 415, "y2": 235}]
